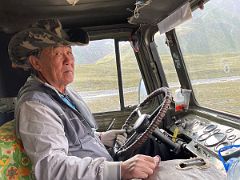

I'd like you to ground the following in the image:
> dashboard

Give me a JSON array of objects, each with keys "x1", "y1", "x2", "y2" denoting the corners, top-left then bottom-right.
[{"x1": 171, "y1": 114, "x2": 240, "y2": 172}]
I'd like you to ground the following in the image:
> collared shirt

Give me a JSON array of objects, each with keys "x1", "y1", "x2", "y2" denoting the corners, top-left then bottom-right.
[{"x1": 59, "y1": 94, "x2": 78, "y2": 110}]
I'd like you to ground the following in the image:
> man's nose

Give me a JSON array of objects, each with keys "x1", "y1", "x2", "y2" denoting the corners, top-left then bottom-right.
[{"x1": 63, "y1": 53, "x2": 74, "y2": 65}]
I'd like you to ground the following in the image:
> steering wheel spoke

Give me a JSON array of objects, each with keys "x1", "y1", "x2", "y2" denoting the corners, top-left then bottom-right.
[{"x1": 121, "y1": 132, "x2": 139, "y2": 149}]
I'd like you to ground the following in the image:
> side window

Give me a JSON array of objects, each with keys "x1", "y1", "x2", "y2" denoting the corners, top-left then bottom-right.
[
  {"x1": 175, "y1": 0, "x2": 240, "y2": 115},
  {"x1": 71, "y1": 39, "x2": 119, "y2": 113},
  {"x1": 71, "y1": 39, "x2": 142, "y2": 113},
  {"x1": 120, "y1": 41, "x2": 142, "y2": 107},
  {"x1": 154, "y1": 33, "x2": 180, "y2": 93}
]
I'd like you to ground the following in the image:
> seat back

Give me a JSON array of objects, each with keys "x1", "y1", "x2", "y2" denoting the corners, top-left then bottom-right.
[{"x1": 0, "y1": 120, "x2": 33, "y2": 179}]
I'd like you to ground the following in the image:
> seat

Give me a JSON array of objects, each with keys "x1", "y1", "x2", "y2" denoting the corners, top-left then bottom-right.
[{"x1": 0, "y1": 120, "x2": 33, "y2": 179}]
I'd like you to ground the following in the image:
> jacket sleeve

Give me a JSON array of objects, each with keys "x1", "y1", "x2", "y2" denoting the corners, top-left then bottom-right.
[{"x1": 16, "y1": 101, "x2": 121, "y2": 180}]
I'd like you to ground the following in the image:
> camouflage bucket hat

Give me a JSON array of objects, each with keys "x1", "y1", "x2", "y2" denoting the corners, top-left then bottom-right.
[{"x1": 8, "y1": 19, "x2": 89, "y2": 69}]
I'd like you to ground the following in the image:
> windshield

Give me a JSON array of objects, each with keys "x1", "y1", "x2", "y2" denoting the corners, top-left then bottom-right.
[{"x1": 175, "y1": 0, "x2": 240, "y2": 116}]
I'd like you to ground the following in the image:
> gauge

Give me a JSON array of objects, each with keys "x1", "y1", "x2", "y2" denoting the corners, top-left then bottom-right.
[
  {"x1": 214, "y1": 142, "x2": 230, "y2": 152},
  {"x1": 204, "y1": 133, "x2": 226, "y2": 147},
  {"x1": 197, "y1": 132, "x2": 211, "y2": 141},
  {"x1": 203, "y1": 124, "x2": 217, "y2": 133},
  {"x1": 233, "y1": 138, "x2": 240, "y2": 145},
  {"x1": 227, "y1": 135, "x2": 236, "y2": 141},
  {"x1": 226, "y1": 128, "x2": 234, "y2": 133}
]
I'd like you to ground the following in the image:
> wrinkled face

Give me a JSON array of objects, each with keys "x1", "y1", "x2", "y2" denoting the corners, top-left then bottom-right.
[{"x1": 29, "y1": 46, "x2": 75, "y2": 92}]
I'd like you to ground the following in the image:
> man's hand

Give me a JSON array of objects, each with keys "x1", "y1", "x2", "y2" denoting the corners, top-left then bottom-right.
[
  {"x1": 100, "y1": 129, "x2": 127, "y2": 147},
  {"x1": 121, "y1": 154, "x2": 160, "y2": 180}
]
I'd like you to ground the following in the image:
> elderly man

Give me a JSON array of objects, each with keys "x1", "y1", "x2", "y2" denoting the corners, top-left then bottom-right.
[{"x1": 8, "y1": 19, "x2": 160, "y2": 180}]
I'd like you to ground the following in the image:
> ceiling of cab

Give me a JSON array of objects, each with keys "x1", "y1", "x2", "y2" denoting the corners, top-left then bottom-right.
[
  {"x1": 0, "y1": 0, "x2": 200, "y2": 33},
  {"x1": 129, "y1": 0, "x2": 188, "y2": 25}
]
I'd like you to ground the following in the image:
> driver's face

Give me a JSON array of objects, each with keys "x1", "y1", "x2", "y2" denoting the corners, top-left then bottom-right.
[{"x1": 34, "y1": 46, "x2": 75, "y2": 92}]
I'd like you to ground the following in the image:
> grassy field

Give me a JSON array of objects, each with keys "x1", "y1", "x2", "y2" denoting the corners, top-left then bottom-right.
[
  {"x1": 71, "y1": 51, "x2": 240, "y2": 116},
  {"x1": 72, "y1": 46, "x2": 141, "y2": 91}
]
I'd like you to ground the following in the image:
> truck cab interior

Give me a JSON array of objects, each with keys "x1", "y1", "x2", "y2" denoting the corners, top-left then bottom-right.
[{"x1": 0, "y1": 0, "x2": 239, "y2": 179}]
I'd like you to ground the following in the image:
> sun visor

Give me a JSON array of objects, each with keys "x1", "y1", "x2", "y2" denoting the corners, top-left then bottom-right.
[
  {"x1": 157, "y1": 2, "x2": 192, "y2": 34},
  {"x1": 67, "y1": 28, "x2": 90, "y2": 45}
]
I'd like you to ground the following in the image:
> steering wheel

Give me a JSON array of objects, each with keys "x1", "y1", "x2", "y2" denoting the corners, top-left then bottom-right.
[{"x1": 115, "y1": 87, "x2": 172, "y2": 158}]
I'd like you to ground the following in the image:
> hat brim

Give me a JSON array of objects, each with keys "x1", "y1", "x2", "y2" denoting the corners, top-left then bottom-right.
[{"x1": 8, "y1": 27, "x2": 87, "y2": 69}]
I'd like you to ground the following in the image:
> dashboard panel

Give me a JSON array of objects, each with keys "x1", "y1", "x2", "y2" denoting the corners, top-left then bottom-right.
[{"x1": 170, "y1": 114, "x2": 240, "y2": 172}]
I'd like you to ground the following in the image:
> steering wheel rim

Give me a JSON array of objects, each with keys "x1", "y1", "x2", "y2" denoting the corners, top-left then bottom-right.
[{"x1": 115, "y1": 87, "x2": 172, "y2": 157}]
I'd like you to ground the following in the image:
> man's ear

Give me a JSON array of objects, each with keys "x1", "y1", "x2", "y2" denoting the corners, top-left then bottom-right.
[{"x1": 28, "y1": 55, "x2": 41, "y2": 71}]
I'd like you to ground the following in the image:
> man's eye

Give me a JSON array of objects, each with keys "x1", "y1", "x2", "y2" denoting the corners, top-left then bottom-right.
[
  {"x1": 55, "y1": 52, "x2": 63, "y2": 56},
  {"x1": 67, "y1": 51, "x2": 73, "y2": 55}
]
